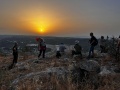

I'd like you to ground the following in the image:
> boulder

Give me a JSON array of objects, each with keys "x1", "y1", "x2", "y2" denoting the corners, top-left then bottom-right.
[
  {"x1": 99, "y1": 66, "x2": 111, "y2": 75},
  {"x1": 71, "y1": 60, "x2": 100, "y2": 85},
  {"x1": 15, "y1": 62, "x2": 30, "y2": 71},
  {"x1": 79, "y1": 60, "x2": 100, "y2": 73},
  {"x1": 11, "y1": 67, "x2": 69, "y2": 89},
  {"x1": 99, "y1": 66, "x2": 115, "y2": 76}
]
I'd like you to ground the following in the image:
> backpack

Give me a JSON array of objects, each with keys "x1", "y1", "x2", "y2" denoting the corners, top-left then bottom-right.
[
  {"x1": 39, "y1": 42, "x2": 46, "y2": 50},
  {"x1": 90, "y1": 36, "x2": 98, "y2": 46},
  {"x1": 93, "y1": 39, "x2": 98, "y2": 46}
]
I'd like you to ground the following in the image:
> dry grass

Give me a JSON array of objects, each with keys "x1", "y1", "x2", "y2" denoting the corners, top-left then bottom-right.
[
  {"x1": 98, "y1": 74, "x2": 120, "y2": 90},
  {"x1": 2, "y1": 74, "x2": 119, "y2": 90},
  {"x1": 0, "y1": 55, "x2": 120, "y2": 90}
]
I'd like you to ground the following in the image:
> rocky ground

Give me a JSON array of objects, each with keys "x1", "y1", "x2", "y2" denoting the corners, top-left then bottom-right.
[{"x1": 0, "y1": 45, "x2": 120, "y2": 90}]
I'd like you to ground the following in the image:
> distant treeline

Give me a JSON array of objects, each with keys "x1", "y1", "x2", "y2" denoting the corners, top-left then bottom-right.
[{"x1": 0, "y1": 35, "x2": 93, "y2": 51}]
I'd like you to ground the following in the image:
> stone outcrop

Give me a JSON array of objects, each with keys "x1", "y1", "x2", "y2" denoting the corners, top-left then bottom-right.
[
  {"x1": 11, "y1": 67, "x2": 69, "y2": 89},
  {"x1": 71, "y1": 60, "x2": 100, "y2": 84}
]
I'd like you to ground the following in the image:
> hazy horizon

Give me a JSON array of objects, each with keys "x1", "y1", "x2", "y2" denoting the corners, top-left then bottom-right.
[{"x1": 0, "y1": 0, "x2": 120, "y2": 37}]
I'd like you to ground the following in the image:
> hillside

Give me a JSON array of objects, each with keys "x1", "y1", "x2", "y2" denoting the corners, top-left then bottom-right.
[{"x1": 0, "y1": 44, "x2": 120, "y2": 90}]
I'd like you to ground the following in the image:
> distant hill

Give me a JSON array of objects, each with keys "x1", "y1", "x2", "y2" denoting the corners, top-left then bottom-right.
[
  {"x1": 0, "y1": 35, "x2": 93, "y2": 51},
  {"x1": 0, "y1": 35, "x2": 13, "y2": 40}
]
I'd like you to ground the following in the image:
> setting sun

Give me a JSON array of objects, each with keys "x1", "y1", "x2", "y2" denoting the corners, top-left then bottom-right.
[
  {"x1": 40, "y1": 28, "x2": 44, "y2": 33},
  {"x1": 27, "y1": 17, "x2": 53, "y2": 34},
  {"x1": 18, "y1": 11, "x2": 60, "y2": 35}
]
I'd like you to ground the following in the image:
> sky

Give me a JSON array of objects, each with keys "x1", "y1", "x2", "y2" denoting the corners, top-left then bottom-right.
[{"x1": 0, "y1": 0, "x2": 120, "y2": 37}]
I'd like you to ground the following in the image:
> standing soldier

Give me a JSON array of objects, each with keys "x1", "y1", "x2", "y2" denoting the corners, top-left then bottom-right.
[
  {"x1": 88, "y1": 32, "x2": 98, "y2": 59},
  {"x1": 100, "y1": 36, "x2": 106, "y2": 53},
  {"x1": 12, "y1": 42, "x2": 18, "y2": 67},
  {"x1": 38, "y1": 38, "x2": 46, "y2": 59}
]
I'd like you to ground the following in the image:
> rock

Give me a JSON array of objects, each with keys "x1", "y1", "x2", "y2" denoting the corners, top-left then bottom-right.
[
  {"x1": 63, "y1": 58, "x2": 69, "y2": 61},
  {"x1": 11, "y1": 67, "x2": 69, "y2": 89},
  {"x1": 79, "y1": 60, "x2": 100, "y2": 73},
  {"x1": 33, "y1": 60, "x2": 40, "y2": 63},
  {"x1": 15, "y1": 62, "x2": 30, "y2": 71},
  {"x1": 99, "y1": 66, "x2": 112, "y2": 75},
  {"x1": 71, "y1": 60, "x2": 100, "y2": 85},
  {"x1": 99, "y1": 53, "x2": 108, "y2": 58},
  {"x1": 71, "y1": 67, "x2": 89, "y2": 83},
  {"x1": 45, "y1": 67, "x2": 69, "y2": 76},
  {"x1": 100, "y1": 63, "x2": 120, "y2": 75}
]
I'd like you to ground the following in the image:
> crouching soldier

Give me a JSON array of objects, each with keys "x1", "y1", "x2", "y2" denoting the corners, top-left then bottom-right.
[{"x1": 72, "y1": 40, "x2": 82, "y2": 59}]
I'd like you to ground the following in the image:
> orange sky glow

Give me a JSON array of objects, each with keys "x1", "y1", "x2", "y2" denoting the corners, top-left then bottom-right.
[{"x1": 0, "y1": 0, "x2": 120, "y2": 37}]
